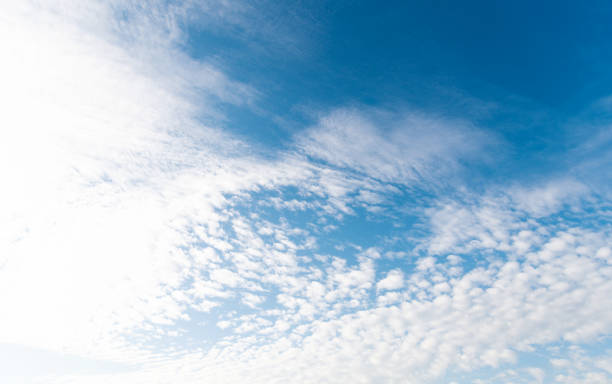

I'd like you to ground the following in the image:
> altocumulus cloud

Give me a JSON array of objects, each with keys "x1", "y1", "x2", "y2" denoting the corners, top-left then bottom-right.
[{"x1": 0, "y1": 1, "x2": 611, "y2": 384}]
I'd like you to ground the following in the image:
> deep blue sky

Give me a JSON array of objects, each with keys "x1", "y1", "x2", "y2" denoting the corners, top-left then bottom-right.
[
  {"x1": 187, "y1": 0, "x2": 612, "y2": 113},
  {"x1": 184, "y1": 0, "x2": 612, "y2": 189}
]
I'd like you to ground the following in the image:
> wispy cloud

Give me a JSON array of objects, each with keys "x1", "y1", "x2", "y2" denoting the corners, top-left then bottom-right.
[
  {"x1": 1, "y1": 2, "x2": 611, "y2": 384},
  {"x1": 297, "y1": 107, "x2": 490, "y2": 184},
  {"x1": 0, "y1": 0, "x2": 263, "y2": 360}
]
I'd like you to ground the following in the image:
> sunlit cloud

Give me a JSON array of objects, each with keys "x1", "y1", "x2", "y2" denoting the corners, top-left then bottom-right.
[{"x1": 1, "y1": 1, "x2": 611, "y2": 384}]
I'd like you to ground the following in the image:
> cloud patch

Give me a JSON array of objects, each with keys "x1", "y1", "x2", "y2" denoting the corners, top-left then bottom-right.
[{"x1": 297, "y1": 107, "x2": 489, "y2": 184}]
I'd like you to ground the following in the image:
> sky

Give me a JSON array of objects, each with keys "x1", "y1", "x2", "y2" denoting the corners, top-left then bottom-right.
[{"x1": 0, "y1": 1, "x2": 611, "y2": 383}]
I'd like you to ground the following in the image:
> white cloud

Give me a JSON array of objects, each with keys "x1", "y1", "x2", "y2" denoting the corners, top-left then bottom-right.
[
  {"x1": 377, "y1": 269, "x2": 404, "y2": 291},
  {"x1": 509, "y1": 179, "x2": 588, "y2": 217},
  {"x1": 30, "y1": 216, "x2": 611, "y2": 384},
  {"x1": 297, "y1": 107, "x2": 488, "y2": 183},
  {"x1": 1, "y1": 2, "x2": 611, "y2": 384},
  {"x1": 210, "y1": 269, "x2": 243, "y2": 288},
  {"x1": 0, "y1": 0, "x2": 286, "y2": 363},
  {"x1": 527, "y1": 367, "x2": 545, "y2": 384},
  {"x1": 241, "y1": 293, "x2": 265, "y2": 309},
  {"x1": 425, "y1": 178, "x2": 596, "y2": 257}
]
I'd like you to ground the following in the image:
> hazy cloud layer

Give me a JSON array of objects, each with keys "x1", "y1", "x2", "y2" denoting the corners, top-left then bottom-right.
[{"x1": 1, "y1": 1, "x2": 610, "y2": 384}]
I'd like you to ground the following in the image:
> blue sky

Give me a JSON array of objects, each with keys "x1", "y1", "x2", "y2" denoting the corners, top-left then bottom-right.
[{"x1": 1, "y1": 1, "x2": 611, "y2": 383}]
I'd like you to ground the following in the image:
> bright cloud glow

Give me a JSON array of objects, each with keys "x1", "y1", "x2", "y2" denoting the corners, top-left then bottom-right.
[{"x1": 1, "y1": 1, "x2": 611, "y2": 383}]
